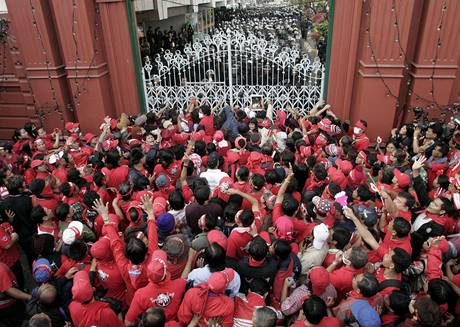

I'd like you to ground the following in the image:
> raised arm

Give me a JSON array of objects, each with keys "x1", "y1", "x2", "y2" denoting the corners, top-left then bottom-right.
[
  {"x1": 343, "y1": 207, "x2": 379, "y2": 250},
  {"x1": 226, "y1": 188, "x2": 260, "y2": 213},
  {"x1": 275, "y1": 168, "x2": 294, "y2": 205},
  {"x1": 140, "y1": 194, "x2": 159, "y2": 255}
]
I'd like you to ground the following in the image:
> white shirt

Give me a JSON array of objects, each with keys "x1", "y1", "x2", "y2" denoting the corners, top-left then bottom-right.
[{"x1": 199, "y1": 168, "x2": 229, "y2": 193}]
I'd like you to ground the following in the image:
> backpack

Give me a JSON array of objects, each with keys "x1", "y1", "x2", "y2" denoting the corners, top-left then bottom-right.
[{"x1": 378, "y1": 278, "x2": 411, "y2": 295}]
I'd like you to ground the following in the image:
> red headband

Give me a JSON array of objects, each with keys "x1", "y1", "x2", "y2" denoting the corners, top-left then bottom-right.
[{"x1": 355, "y1": 120, "x2": 366, "y2": 131}]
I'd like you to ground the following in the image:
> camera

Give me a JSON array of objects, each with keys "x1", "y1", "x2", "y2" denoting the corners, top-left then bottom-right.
[{"x1": 412, "y1": 107, "x2": 428, "y2": 130}]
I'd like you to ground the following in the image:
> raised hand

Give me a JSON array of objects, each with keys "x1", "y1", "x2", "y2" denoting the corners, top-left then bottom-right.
[
  {"x1": 92, "y1": 198, "x2": 109, "y2": 222},
  {"x1": 140, "y1": 194, "x2": 154, "y2": 218},
  {"x1": 412, "y1": 155, "x2": 427, "y2": 171}
]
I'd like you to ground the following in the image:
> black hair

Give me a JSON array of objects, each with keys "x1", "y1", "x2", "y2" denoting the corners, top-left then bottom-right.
[
  {"x1": 414, "y1": 297, "x2": 441, "y2": 327},
  {"x1": 381, "y1": 167, "x2": 395, "y2": 184},
  {"x1": 392, "y1": 247, "x2": 411, "y2": 273},
  {"x1": 249, "y1": 236, "x2": 269, "y2": 261},
  {"x1": 83, "y1": 190, "x2": 100, "y2": 208},
  {"x1": 6, "y1": 175, "x2": 24, "y2": 194},
  {"x1": 393, "y1": 217, "x2": 411, "y2": 238},
  {"x1": 398, "y1": 192, "x2": 415, "y2": 211},
  {"x1": 237, "y1": 166, "x2": 250, "y2": 181},
  {"x1": 29, "y1": 179, "x2": 46, "y2": 196},
  {"x1": 203, "y1": 213, "x2": 217, "y2": 230},
  {"x1": 332, "y1": 227, "x2": 351, "y2": 250},
  {"x1": 207, "y1": 152, "x2": 220, "y2": 169},
  {"x1": 141, "y1": 308, "x2": 166, "y2": 327},
  {"x1": 389, "y1": 290, "x2": 410, "y2": 316},
  {"x1": 302, "y1": 295, "x2": 327, "y2": 325},
  {"x1": 205, "y1": 243, "x2": 226, "y2": 272},
  {"x1": 194, "y1": 185, "x2": 210, "y2": 205},
  {"x1": 93, "y1": 171, "x2": 106, "y2": 187},
  {"x1": 125, "y1": 237, "x2": 148, "y2": 265},
  {"x1": 428, "y1": 278, "x2": 450, "y2": 305},
  {"x1": 31, "y1": 205, "x2": 47, "y2": 225},
  {"x1": 69, "y1": 240, "x2": 87, "y2": 261},
  {"x1": 281, "y1": 194, "x2": 299, "y2": 217},
  {"x1": 105, "y1": 149, "x2": 121, "y2": 169},
  {"x1": 348, "y1": 246, "x2": 368, "y2": 269},
  {"x1": 238, "y1": 209, "x2": 254, "y2": 227},
  {"x1": 274, "y1": 239, "x2": 291, "y2": 261},
  {"x1": 60, "y1": 182, "x2": 74, "y2": 197},
  {"x1": 312, "y1": 164, "x2": 327, "y2": 181},
  {"x1": 134, "y1": 175, "x2": 149, "y2": 191},
  {"x1": 201, "y1": 105, "x2": 211, "y2": 116},
  {"x1": 357, "y1": 184, "x2": 373, "y2": 201},
  {"x1": 251, "y1": 173, "x2": 265, "y2": 191},
  {"x1": 129, "y1": 148, "x2": 144, "y2": 167},
  {"x1": 206, "y1": 142, "x2": 217, "y2": 155},
  {"x1": 168, "y1": 190, "x2": 185, "y2": 211},
  {"x1": 357, "y1": 273, "x2": 379, "y2": 298},
  {"x1": 194, "y1": 140, "x2": 206, "y2": 157},
  {"x1": 55, "y1": 203, "x2": 70, "y2": 222},
  {"x1": 249, "y1": 278, "x2": 270, "y2": 296}
]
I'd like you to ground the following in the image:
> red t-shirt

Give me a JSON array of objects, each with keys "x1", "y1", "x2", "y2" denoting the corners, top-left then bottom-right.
[
  {"x1": 329, "y1": 266, "x2": 364, "y2": 296},
  {"x1": 94, "y1": 261, "x2": 127, "y2": 304},
  {"x1": 199, "y1": 116, "x2": 215, "y2": 136},
  {"x1": 125, "y1": 278, "x2": 187, "y2": 323},
  {"x1": 382, "y1": 229, "x2": 412, "y2": 255},
  {"x1": 0, "y1": 262, "x2": 16, "y2": 309},
  {"x1": 69, "y1": 300, "x2": 125, "y2": 327},
  {"x1": 226, "y1": 229, "x2": 253, "y2": 260},
  {"x1": 0, "y1": 226, "x2": 20, "y2": 267},
  {"x1": 375, "y1": 267, "x2": 401, "y2": 296}
]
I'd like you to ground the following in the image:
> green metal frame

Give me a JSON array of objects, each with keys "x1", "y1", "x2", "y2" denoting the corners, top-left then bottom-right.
[
  {"x1": 323, "y1": 0, "x2": 335, "y2": 101},
  {"x1": 125, "y1": 0, "x2": 147, "y2": 113}
]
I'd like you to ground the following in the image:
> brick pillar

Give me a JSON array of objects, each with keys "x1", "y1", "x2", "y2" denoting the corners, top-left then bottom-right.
[{"x1": 5, "y1": 0, "x2": 74, "y2": 131}]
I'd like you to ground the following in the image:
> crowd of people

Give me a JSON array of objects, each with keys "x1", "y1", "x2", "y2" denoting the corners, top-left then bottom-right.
[
  {"x1": 140, "y1": 25, "x2": 195, "y2": 62},
  {"x1": 214, "y1": 7, "x2": 303, "y2": 52},
  {"x1": 0, "y1": 99, "x2": 460, "y2": 327}
]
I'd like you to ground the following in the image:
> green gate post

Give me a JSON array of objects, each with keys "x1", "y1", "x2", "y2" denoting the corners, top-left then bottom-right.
[
  {"x1": 323, "y1": 0, "x2": 335, "y2": 101},
  {"x1": 125, "y1": 0, "x2": 147, "y2": 113}
]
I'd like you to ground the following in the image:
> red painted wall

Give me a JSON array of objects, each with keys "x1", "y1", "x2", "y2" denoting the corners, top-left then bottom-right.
[
  {"x1": 0, "y1": 0, "x2": 140, "y2": 140},
  {"x1": 328, "y1": 0, "x2": 460, "y2": 141}
]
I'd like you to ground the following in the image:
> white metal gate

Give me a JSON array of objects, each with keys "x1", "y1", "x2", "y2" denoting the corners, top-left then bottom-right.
[{"x1": 143, "y1": 30, "x2": 325, "y2": 116}]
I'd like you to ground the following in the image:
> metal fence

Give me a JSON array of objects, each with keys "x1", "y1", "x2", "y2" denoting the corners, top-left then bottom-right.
[{"x1": 143, "y1": 30, "x2": 324, "y2": 116}]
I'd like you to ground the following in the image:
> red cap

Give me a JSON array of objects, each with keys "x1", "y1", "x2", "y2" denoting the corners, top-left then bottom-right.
[
  {"x1": 377, "y1": 154, "x2": 392, "y2": 165},
  {"x1": 153, "y1": 197, "x2": 167, "y2": 217},
  {"x1": 213, "y1": 130, "x2": 224, "y2": 142},
  {"x1": 336, "y1": 159, "x2": 353, "y2": 175},
  {"x1": 318, "y1": 118, "x2": 332, "y2": 132},
  {"x1": 274, "y1": 216, "x2": 294, "y2": 241},
  {"x1": 299, "y1": 145, "x2": 312, "y2": 158},
  {"x1": 65, "y1": 122, "x2": 80, "y2": 131},
  {"x1": 315, "y1": 133, "x2": 328, "y2": 146},
  {"x1": 226, "y1": 151, "x2": 240, "y2": 164},
  {"x1": 192, "y1": 130, "x2": 206, "y2": 142},
  {"x1": 208, "y1": 268, "x2": 234, "y2": 293},
  {"x1": 329, "y1": 167, "x2": 347, "y2": 189},
  {"x1": 90, "y1": 237, "x2": 112, "y2": 261},
  {"x1": 72, "y1": 271, "x2": 93, "y2": 303},
  {"x1": 358, "y1": 151, "x2": 367, "y2": 163},
  {"x1": 128, "y1": 139, "x2": 142, "y2": 148},
  {"x1": 393, "y1": 169, "x2": 410, "y2": 188},
  {"x1": 207, "y1": 230, "x2": 228, "y2": 250},
  {"x1": 309, "y1": 266, "x2": 330, "y2": 296},
  {"x1": 126, "y1": 201, "x2": 143, "y2": 224},
  {"x1": 83, "y1": 133, "x2": 96, "y2": 143},
  {"x1": 102, "y1": 139, "x2": 119, "y2": 151},
  {"x1": 355, "y1": 120, "x2": 366, "y2": 131},
  {"x1": 147, "y1": 250, "x2": 168, "y2": 283},
  {"x1": 31, "y1": 159, "x2": 44, "y2": 169}
]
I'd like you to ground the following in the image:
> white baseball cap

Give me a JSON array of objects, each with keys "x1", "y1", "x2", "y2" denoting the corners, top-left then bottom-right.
[
  {"x1": 312, "y1": 223, "x2": 329, "y2": 250},
  {"x1": 62, "y1": 221, "x2": 84, "y2": 245}
]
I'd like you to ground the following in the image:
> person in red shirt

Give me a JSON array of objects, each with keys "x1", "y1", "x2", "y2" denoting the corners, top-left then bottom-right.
[
  {"x1": 233, "y1": 278, "x2": 270, "y2": 326},
  {"x1": 69, "y1": 270, "x2": 124, "y2": 327},
  {"x1": 178, "y1": 268, "x2": 235, "y2": 327},
  {"x1": 226, "y1": 209, "x2": 255, "y2": 260},
  {"x1": 89, "y1": 236, "x2": 129, "y2": 307},
  {"x1": 0, "y1": 214, "x2": 21, "y2": 273},
  {"x1": 125, "y1": 250, "x2": 186, "y2": 326},
  {"x1": 291, "y1": 295, "x2": 340, "y2": 327},
  {"x1": 198, "y1": 104, "x2": 215, "y2": 138},
  {"x1": 352, "y1": 120, "x2": 370, "y2": 152},
  {"x1": 0, "y1": 262, "x2": 32, "y2": 326},
  {"x1": 326, "y1": 245, "x2": 368, "y2": 298}
]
